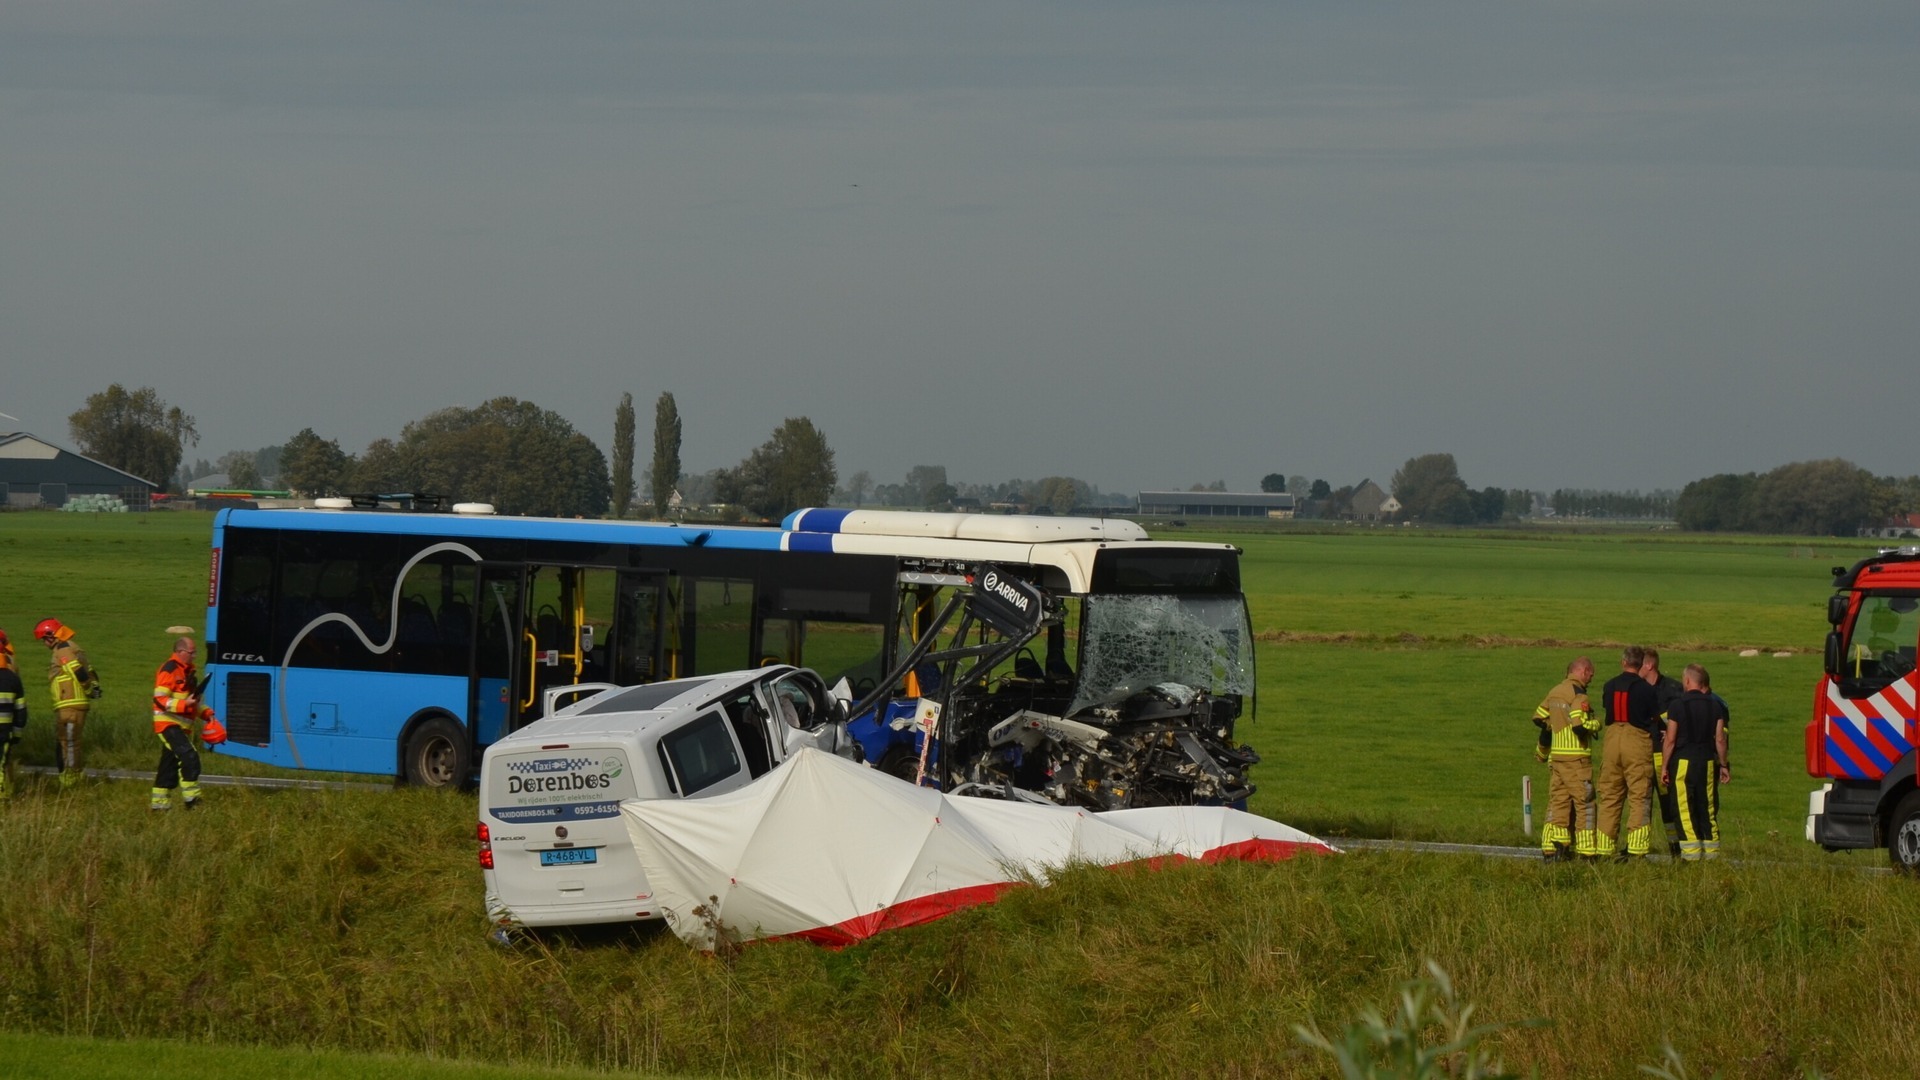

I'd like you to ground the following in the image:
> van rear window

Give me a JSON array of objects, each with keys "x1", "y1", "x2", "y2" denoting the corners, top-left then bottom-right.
[{"x1": 658, "y1": 712, "x2": 742, "y2": 795}]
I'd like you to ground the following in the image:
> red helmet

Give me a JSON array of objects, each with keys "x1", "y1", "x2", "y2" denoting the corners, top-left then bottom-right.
[
  {"x1": 0, "y1": 628, "x2": 10, "y2": 650},
  {"x1": 35, "y1": 618, "x2": 68, "y2": 643}
]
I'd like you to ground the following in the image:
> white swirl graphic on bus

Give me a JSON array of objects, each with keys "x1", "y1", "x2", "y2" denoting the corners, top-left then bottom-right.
[{"x1": 275, "y1": 542, "x2": 484, "y2": 769}]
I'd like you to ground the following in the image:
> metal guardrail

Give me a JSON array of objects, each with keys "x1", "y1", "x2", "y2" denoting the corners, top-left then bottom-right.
[
  {"x1": 1336, "y1": 835, "x2": 1893, "y2": 874},
  {"x1": 20, "y1": 765, "x2": 392, "y2": 793}
]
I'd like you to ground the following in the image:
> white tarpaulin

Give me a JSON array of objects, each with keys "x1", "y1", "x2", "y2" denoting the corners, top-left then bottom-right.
[{"x1": 621, "y1": 748, "x2": 1333, "y2": 950}]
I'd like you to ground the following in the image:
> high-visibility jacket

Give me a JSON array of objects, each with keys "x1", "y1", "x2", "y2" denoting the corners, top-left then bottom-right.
[
  {"x1": 0, "y1": 666, "x2": 26, "y2": 730},
  {"x1": 153, "y1": 657, "x2": 212, "y2": 732},
  {"x1": 1535, "y1": 677, "x2": 1597, "y2": 757},
  {"x1": 49, "y1": 643, "x2": 96, "y2": 709}
]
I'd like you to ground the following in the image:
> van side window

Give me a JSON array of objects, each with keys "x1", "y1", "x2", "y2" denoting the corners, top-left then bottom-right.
[
  {"x1": 720, "y1": 691, "x2": 774, "y2": 778},
  {"x1": 658, "y1": 712, "x2": 743, "y2": 795}
]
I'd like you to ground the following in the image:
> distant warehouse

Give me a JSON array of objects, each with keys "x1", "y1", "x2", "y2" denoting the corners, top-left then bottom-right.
[
  {"x1": 1137, "y1": 491, "x2": 1294, "y2": 519},
  {"x1": 0, "y1": 431, "x2": 160, "y2": 510}
]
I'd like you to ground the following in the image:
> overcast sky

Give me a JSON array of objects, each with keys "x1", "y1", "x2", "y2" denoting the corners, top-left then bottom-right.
[{"x1": 4, "y1": 1, "x2": 1916, "y2": 495}]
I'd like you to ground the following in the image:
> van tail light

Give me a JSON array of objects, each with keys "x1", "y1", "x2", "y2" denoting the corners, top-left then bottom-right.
[{"x1": 477, "y1": 820, "x2": 494, "y2": 869}]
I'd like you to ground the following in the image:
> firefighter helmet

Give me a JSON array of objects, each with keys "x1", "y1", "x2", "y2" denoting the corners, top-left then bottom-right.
[{"x1": 35, "y1": 618, "x2": 69, "y2": 643}]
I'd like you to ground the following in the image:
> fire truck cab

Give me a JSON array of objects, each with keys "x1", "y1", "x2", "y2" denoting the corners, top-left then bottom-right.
[{"x1": 1806, "y1": 547, "x2": 1920, "y2": 868}]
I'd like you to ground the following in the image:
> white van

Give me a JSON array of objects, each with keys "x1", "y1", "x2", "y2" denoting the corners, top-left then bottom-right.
[{"x1": 479, "y1": 665, "x2": 854, "y2": 929}]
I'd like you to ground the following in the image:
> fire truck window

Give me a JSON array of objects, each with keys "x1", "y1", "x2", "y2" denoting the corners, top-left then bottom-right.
[{"x1": 1848, "y1": 596, "x2": 1920, "y2": 681}]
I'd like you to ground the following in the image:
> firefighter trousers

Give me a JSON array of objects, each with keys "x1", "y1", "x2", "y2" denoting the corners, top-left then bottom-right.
[
  {"x1": 1653, "y1": 750, "x2": 1681, "y2": 853},
  {"x1": 1595, "y1": 725, "x2": 1654, "y2": 857},
  {"x1": 55, "y1": 705, "x2": 88, "y2": 777},
  {"x1": 152, "y1": 726, "x2": 203, "y2": 808},
  {"x1": 1542, "y1": 754, "x2": 1598, "y2": 855},
  {"x1": 1672, "y1": 754, "x2": 1721, "y2": 861}
]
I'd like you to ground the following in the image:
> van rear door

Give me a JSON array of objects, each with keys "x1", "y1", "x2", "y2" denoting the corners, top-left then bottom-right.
[{"x1": 483, "y1": 745, "x2": 647, "y2": 924}]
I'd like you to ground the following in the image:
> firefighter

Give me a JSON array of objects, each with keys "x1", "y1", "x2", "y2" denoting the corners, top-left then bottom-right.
[
  {"x1": 151, "y1": 636, "x2": 227, "y2": 811},
  {"x1": 1594, "y1": 645, "x2": 1661, "y2": 860},
  {"x1": 0, "y1": 630, "x2": 27, "y2": 802},
  {"x1": 35, "y1": 618, "x2": 101, "y2": 788},
  {"x1": 1640, "y1": 648, "x2": 1685, "y2": 857},
  {"x1": 1660, "y1": 663, "x2": 1731, "y2": 861},
  {"x1": 1532, "y1": 656, "x2": 1599, "y2": 860}
]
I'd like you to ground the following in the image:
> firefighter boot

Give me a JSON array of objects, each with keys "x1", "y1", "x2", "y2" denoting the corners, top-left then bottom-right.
[
  {"x1": 180, "y1": 779, "x2": 203, "y2": 810},
  {"x1": 149, "y1": 787, "x2": 172, "y2": 812}
]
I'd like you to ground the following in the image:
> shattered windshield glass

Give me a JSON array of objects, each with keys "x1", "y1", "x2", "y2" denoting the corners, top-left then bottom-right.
[{"x1": 1070, "y1": 594, "x2": 1255, "y2": 717}]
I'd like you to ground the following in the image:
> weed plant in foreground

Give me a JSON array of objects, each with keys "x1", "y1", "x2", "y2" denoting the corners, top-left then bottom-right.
[{"x1": 1, "y1": 781, "x2": 1915, "y2": 1079}]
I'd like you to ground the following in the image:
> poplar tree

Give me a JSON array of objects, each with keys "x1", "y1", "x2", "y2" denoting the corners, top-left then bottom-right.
[
  {"x1": 650, "y1": 392, "x2": 682, "y2": 515},
  {"x1": 611, "y1": 393, "x2": 636, "y2": 518}
]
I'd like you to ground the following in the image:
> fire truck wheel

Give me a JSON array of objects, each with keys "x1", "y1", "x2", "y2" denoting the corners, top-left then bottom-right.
[{"x1": 1889, "y1": 791, "x2": 1920, "y2": 874}]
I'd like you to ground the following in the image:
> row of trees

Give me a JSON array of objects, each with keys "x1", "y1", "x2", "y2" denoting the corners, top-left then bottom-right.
[
  {"x1": 1547, "y1": 489, "x2": 1676, "y2": 520},
  {"x1": 76, "y1": 385, "x2": 1912, "y2": 535},
  {"x1": 1259, "y1": 474, "x2": 1333, "y2": 500},
  {"x1": 1674, "y1": 459, "x2": 1918, "y2": 536},
  {"x1": 72, "y1": 384, "x2": 836, "y2": 521},
  {"x1": 840, "y1": 468, "x2": 1120, "y2": 515}
]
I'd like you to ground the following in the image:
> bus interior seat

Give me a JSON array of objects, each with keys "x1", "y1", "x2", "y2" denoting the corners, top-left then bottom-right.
[
  {"x1": 397, "y1": 596, "x2": 436, "y2": 645},
  {"x1": 438, "y1": 599, "x2": 473, "y2": 645}
]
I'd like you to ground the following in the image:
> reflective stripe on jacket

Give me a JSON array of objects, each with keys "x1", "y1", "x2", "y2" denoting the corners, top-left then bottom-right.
[
  {"x1": 153, "y1": 658, "x2": 208, "y2": 732},
  {"x1": 0, "y1": 667, "x2": 25, "y2": 727},
  {"x1": 1535, "y1": 678, "x2": 1597, "y2": 758},
  {"x1": 49, "y1": 643, "x2": 93, "y2": 709}
]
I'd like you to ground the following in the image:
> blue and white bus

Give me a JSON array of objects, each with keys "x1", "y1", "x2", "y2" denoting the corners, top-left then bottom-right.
[{"x1": 200, "y1": 503, "x2": 1257, "y2": 795}]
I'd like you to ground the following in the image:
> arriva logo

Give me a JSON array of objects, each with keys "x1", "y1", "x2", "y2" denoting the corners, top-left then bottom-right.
[{"x1": 981, "y1": 569, "x2": 1031, "y2": 613}]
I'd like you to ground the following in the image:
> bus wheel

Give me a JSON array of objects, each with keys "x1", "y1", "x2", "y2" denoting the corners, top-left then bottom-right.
[{"x1": 404, "y1": 717, "x2": 469, "y2": 789}]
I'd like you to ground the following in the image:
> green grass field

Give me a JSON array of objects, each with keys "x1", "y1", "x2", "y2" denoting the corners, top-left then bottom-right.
[{"x1": 0, "y1": 511, "x2": 1909, "y2": 1078}]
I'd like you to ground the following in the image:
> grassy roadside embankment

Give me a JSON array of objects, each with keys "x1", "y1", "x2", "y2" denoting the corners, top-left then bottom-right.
[{"x1": 1, "y1": 779, "x2": 1913, "y2": 1079}]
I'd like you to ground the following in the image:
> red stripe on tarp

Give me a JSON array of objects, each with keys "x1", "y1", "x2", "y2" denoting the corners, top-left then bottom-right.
[
  {"x1": 740, "y1": 836, "x2": 1335, "y2": 952},
  {"x1": 771, "y1": 882, "x2": 1028, "y2": 949},
  {"x1": 1198, "y1": 838, "x2": 1334, "y2": 864}
]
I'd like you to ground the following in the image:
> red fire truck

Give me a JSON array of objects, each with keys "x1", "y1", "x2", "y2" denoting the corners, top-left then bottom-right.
[{"x1": 1806, "y1": 548, "x2": 1920, "y2": 869}]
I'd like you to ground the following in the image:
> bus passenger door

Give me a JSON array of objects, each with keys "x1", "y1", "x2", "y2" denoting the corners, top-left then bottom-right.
[
  {"x1": 614, "y1": 572, "x2": 670, "y2": 685},
  {"x1": 470, "y1": 564, "x2": 528, "y2": 751}
]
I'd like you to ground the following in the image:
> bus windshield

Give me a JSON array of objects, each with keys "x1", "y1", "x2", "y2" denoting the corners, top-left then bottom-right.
[{"x1": 1071, "y1": 593, "x2": 1255, "y2": 718}]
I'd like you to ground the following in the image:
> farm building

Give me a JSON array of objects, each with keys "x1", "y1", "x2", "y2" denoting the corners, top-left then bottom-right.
[
  {"x1": 0, "y1": 431, "x2": 161, "y2": 510},
  {"x1": 1137, "y1": 491, "x2": 1295, "y2": 519},
  {"x1": 1346, "y1": 479, "x2": 1402, "y2": 522}
]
